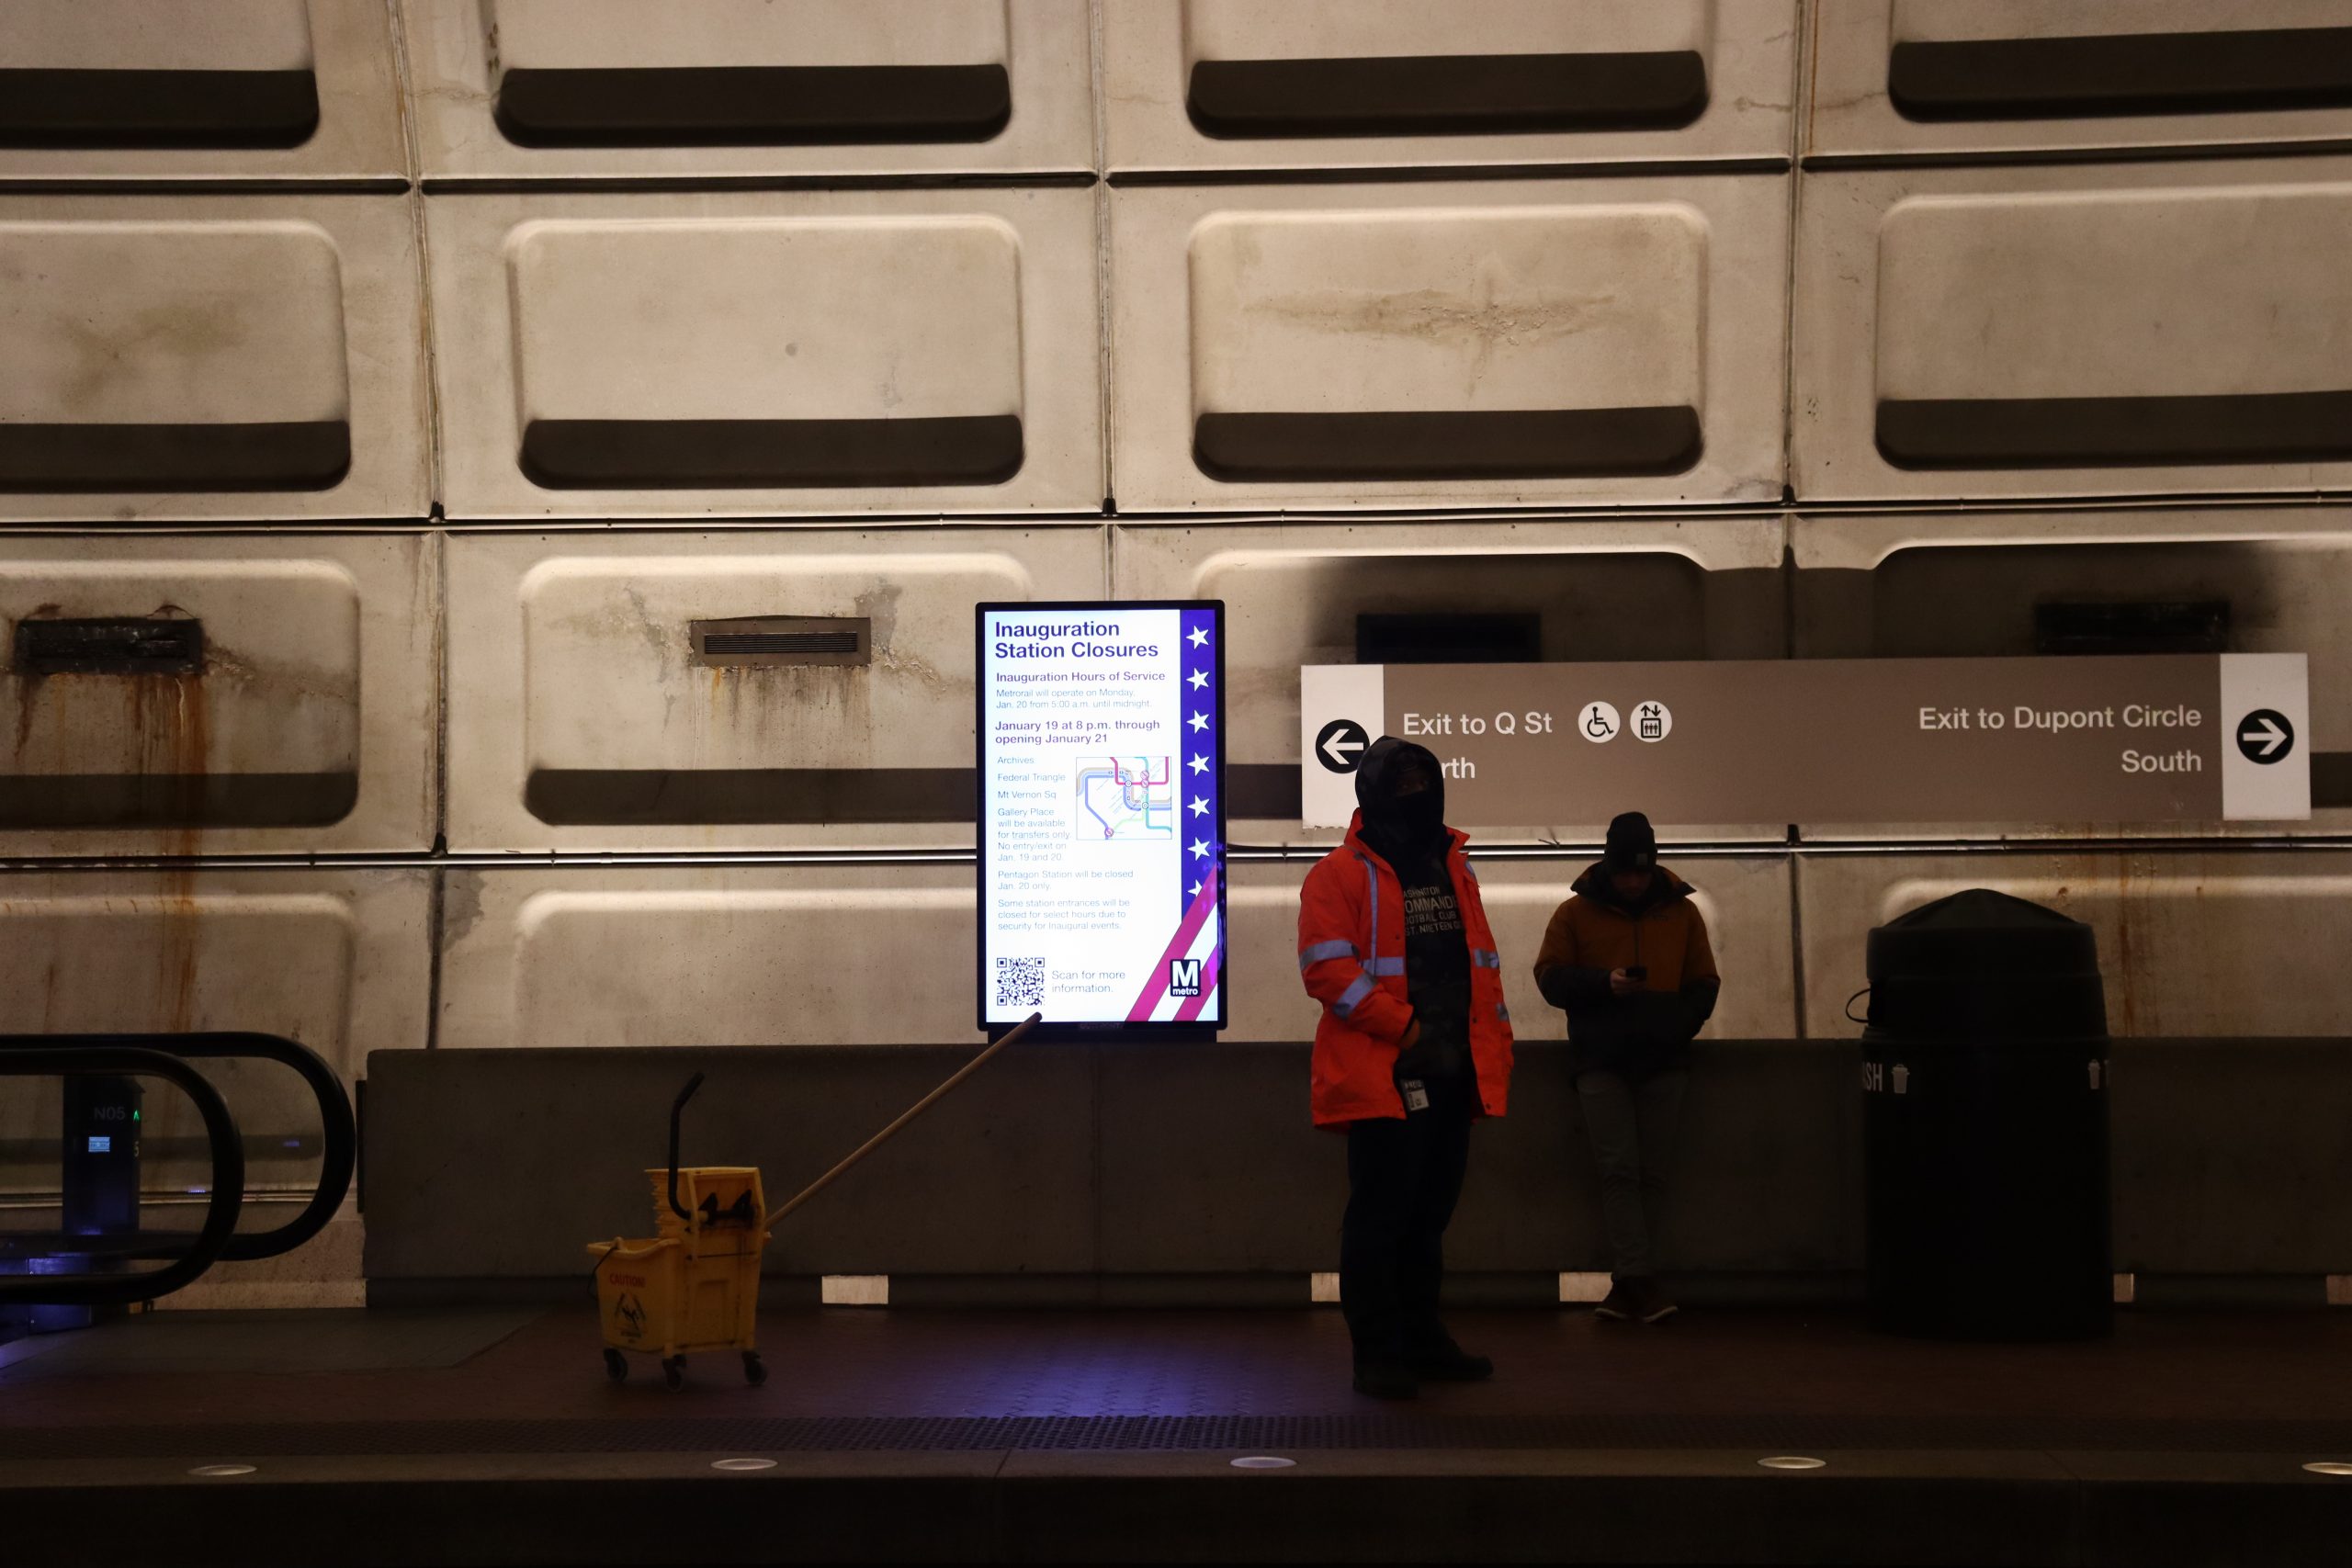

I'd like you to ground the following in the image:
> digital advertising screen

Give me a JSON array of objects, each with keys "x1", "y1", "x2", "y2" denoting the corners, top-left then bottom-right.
[{"x1": 977, "y1": 601, "x2": 1227, "y2": 1035}]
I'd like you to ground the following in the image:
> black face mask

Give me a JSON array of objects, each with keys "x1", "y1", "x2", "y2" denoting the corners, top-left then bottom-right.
[
  {"x1": 1365, "y1": 781, "x2": 1446, "y2": 861},
  {"x1": 1386, "y1": 787, "x2": 1444, "y2": 846}
]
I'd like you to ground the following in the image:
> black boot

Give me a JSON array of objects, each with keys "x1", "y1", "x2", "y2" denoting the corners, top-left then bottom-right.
[
  {"x1": 1412, "y1": 1338, "x2": 1495, "y2": 1381},
  {"x1": 1351, "y1": 1362, "x2": 1420, "y2": 1400}
]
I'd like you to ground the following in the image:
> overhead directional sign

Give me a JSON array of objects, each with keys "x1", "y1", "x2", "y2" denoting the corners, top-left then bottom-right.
[{"x1": 1301, "y1": 654, "x2": 2309, "y2": 828}]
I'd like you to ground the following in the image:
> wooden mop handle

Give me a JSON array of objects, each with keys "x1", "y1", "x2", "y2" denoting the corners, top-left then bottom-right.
[{"x1": 766, "y1": 1011, "x2": 1044, "y2": 1229}]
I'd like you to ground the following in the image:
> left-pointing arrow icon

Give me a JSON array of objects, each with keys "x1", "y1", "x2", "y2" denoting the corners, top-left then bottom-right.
[{"x1": 1315, "y1": 717, "x2": 1370, "y2": 773}]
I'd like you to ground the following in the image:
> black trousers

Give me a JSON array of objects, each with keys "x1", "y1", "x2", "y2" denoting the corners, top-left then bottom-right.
[{"x1": 1340, "y1": 1074, "x2": 1476, "y2": 1367}]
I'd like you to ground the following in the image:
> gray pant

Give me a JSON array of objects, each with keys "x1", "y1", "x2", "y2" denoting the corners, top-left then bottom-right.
[{"x1": 1575, "y1": 1068, "x2": 1689, "y2": 1279}]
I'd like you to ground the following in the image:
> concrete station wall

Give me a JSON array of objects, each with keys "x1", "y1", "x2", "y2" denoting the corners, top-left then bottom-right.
[{"x1": 4, "y1": 2, "x2": 2352, "y2": 1300}]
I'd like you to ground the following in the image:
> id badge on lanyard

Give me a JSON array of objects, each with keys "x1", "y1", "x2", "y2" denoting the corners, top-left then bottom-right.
[{"x1": 1400, "y1": 1078, "x2": 1430, "y2": 1112}]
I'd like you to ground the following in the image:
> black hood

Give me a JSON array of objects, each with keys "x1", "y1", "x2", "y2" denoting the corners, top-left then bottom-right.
[
  {"x1": 1354, "y1": 736, "x2": 1448, "y2": 863},
  {"x1": 1354, "y1": 735, "x2": 1443, "y2": 817}
]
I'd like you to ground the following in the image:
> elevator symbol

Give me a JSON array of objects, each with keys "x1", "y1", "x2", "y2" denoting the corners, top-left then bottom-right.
[{"x1": 1634, "y1": 701, "x2": 1673, "y2": 742}]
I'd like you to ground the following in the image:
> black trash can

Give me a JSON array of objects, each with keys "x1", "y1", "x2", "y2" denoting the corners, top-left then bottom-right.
[{"x1": 1861, "y1": 888, "x2": 2111, "y2": 1340}]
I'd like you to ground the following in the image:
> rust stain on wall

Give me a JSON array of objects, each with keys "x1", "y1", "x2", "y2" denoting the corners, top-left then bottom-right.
[
  {"x1": 2109, "y1": 855, "x2": 2140, "y2": 1039},
  {"x1": 6, "y1": 604, "x2": 215, "y2": 1029}
]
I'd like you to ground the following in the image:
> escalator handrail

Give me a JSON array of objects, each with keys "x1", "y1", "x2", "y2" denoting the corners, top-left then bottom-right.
[
  {"x1": 0, "y1": 1031, "x2": 352, "y2": 1265},
  {"x1": 0, "y1": 1046, "x2": 244, "y2": 1306}
]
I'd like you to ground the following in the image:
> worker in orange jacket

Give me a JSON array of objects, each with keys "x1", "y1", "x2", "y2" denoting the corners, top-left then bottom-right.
[{"x1": 1298, "y1": 737, "x2": 1514, "y2": 1399}]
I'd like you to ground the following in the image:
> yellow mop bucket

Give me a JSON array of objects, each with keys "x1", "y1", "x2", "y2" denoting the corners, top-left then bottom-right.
[{"x1": 589, "y1": 1014, "x2": 1040, "y2": 1390}]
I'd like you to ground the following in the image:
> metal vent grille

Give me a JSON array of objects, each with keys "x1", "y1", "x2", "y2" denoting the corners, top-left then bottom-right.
[
  {"x1": 13, "y1": 616, "x2": 204, "y2": 676},
  {"x1": 706, "y1": 632, "x2": 860, "y2": 657},
  {"x1": 690, "y1": 617, "x2": 870, "y2": 669}
]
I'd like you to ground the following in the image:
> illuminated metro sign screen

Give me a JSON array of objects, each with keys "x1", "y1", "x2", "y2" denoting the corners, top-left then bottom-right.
[{"x1": 977, "y1": 602, "x2": 1227, "y2": 1034}]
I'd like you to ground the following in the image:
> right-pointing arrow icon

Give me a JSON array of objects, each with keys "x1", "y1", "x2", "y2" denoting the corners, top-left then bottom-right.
[{"x1": 2236, "y1": 708, "x2": 2294, "y2": 764}]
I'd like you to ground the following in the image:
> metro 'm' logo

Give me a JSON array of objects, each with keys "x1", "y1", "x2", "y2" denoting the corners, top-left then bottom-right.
[{"x1": 1169, "y1": 958, "x2": 1203, "y2": 998}]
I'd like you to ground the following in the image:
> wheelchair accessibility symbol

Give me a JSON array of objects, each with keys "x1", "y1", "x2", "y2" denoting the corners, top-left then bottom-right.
[{"x1": 1578, "y1": 702, "x2": 1621, "y2": 743}]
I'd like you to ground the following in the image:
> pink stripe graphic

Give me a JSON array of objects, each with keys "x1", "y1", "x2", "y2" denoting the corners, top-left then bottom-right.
[
  {"x1": 1125, "y1": 867, "x2": 1221, "y2": 1021},
  {"x1": 1172, "y1": 942, "x2": 1223, "y2": 1024}
]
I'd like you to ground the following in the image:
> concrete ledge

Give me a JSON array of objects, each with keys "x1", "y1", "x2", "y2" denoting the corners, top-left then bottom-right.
[{"x1": 361, "y1": 1039, "x2": 2352, "y2": 1291}]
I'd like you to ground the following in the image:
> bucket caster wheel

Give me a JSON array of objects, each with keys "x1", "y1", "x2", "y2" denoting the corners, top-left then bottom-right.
[
  {"x1": 604, "y1": 1348, "x2": 628, "y2": 1383},
  {"x1": 742, "y1": 1351, "x2": 766, "y2": 1388},
  {"x1": 662, "y1": 1356, "x2": 685, "y2": 1392}
]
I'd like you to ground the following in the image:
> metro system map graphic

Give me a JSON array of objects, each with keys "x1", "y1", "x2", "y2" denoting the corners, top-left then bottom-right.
[{"x1": 1075, "y1": 756, "x2": 1174, "y2": 840}]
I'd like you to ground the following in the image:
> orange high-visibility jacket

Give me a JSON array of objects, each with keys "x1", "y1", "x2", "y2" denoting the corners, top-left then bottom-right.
[{"x1": 1297, "y1": 812, "x2": 1515, "y2": 1129}]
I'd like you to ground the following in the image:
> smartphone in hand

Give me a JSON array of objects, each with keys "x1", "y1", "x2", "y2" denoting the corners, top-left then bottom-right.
[{"x1": 1624, "y1": 965, "x2": 1648, "y2": 982}]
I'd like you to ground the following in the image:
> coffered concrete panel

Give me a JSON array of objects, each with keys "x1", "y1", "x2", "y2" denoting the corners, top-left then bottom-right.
[
  {"x1": 1110, "y1": 175, "x2": 1789, "y2": 511},
  {"x1": 0, "y1": 531, "x2": 435, "y2": 854},
  {"x1": 0, "y1": 866, "x2": 430, "y2": 1198},
  {"x1": 444, "y1": 527, "x2": 1103, "y2": 852},
  {"x1": 402, "y1": 0, "x2": 1091, "y2": 181},
  {"x1": 1809, "y1": 0, "x2": 2352, "y2": 164},
  {"x1": 0, "y1": 0, "x2": 404, "y2": 182},
  {"x1": 1799, "y1": 852, "x2": 2352, "y2": 1038},
  {"x1": 1113, "y1": 514, "x2": 1786, "y2": 843},
  {"x1": 435, "y1": 863, "x2": 987, "y2": 1049},
  {"x1": 1105, "y1": 0, "x2": 1799, "y2": 174},
  {"x1": 1227, "y1": 853, "x2": 1799, "y2": 1046},
  {"x1": 427, "y1": 188, "x2": 1102, "y2": 517},
  {"x1": 0, "y1": 194, "x2": 428, "y2": 522},
  {"x1": 1793, "y1": 158, "x2": 2352, "y2": 502}
]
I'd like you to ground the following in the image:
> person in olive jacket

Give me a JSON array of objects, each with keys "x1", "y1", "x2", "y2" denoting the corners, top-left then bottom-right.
[{"x1": 1532, "y1": 811, "x2": 1719, "y2": 1324}]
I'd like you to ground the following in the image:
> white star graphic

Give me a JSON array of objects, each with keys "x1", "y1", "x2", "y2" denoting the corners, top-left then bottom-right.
[
  {"x1": 1187, "y1": 669, "x2": 1208, "y2": 691},
  {"x1": 1188, "y1": 880, "x2": 1203, "y2": 897},
  {"x1": 1189, "y1": 837, "x2": 1210, "y2": 858},
  {"x1": 1187, "y1": 711, "x2": 1208, "y2": 733},
  {"x1": 1188, "y1": 753, "x2": 1209, "y2": 775},
  {"x1": 1189, "y1": 795, "x2": 1208, "y2": 818},
  {"x1": 1187, "y1": 626, "x2": 1209, "y2": 649}
]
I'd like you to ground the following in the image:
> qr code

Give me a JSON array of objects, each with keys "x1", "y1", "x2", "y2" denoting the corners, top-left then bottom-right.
[{"x1": 995, "y1": 956, "x2": 1046, "y2": 1009}]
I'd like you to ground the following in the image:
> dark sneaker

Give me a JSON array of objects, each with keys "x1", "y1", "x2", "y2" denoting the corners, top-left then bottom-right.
[
  {"x1": 1632, "y1": 1278, "x2": 1680, "y2": 1324},
  {"x1": 1412, "y1": 1343, "x2": 1495, "y2": 1382},
  {"x1": 1351, "y1": 1362, "x2": 1420, "y2": 1400},
  {"x1": 1593, "y1": 1281, "x2": 1636, "y2": 1322}
]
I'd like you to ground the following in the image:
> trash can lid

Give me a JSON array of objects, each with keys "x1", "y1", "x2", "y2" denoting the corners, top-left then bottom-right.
[{"x1": 1868, "y1": 888, "x2": 2099, "y2": 983}]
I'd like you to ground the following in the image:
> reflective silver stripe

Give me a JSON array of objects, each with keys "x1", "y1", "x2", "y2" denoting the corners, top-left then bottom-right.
[
  {"x1": 1470, "y1": 948, "x2": 1500, "y2": 968},
  {"x1": 1298, "y1": 939, "x2": 1358, "y2": 970},
  {"x1": 1355, "y1": 853, "x2": 1392, "y2": 995},
  {"x1": 1335, "y1": 970, "x2": 1377, "y2": 1017}
]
